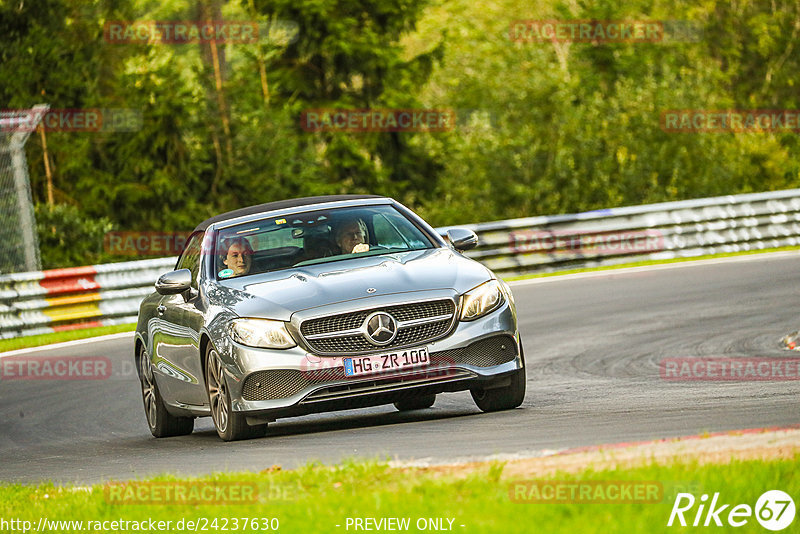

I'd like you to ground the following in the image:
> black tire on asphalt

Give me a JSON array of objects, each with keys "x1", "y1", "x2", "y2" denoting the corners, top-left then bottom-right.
[
  {"x1": 205, "y1": 344, "x2": 267, "y2": 441},
  {"x1": 470, "y1": 341, "x2": 527, "y2": 412},
  {"x1": 138, "y1": 345, "x2": 194, "y2": 438},
  {"x1": 393, "y1": 394, "x2": 436, "y2": 411}
]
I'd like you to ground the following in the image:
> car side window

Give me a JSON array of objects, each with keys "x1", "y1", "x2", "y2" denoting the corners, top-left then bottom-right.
[{"x1": 176, "y1": 232, "x2": 203, "y2": 289}]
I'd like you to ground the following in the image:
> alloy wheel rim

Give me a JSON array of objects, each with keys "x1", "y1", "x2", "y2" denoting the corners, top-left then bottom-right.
[
  {"x1": 207, "y1": 350, "x2": 228, "y2": 433},
  {"x1": 140, "y1": 350, "x2": 157, "y2": 428}
]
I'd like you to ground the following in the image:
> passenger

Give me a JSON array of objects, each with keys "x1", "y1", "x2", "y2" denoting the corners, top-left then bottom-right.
[
  {"x1": 221, "y1": 237, "x2": 253, "y2": 276},
  {"x1": 334, "y1": 218, "x2": 370, "y2": 254}
]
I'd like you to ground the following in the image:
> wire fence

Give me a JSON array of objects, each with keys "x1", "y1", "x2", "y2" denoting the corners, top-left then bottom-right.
[{"x1": 0, "y1": 105, "x2": 47, "y2": 274}]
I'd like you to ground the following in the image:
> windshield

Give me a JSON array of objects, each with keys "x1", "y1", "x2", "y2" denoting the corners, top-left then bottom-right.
[{"x1": 213, "y1": 205, "x2": 434, "y2": 279}]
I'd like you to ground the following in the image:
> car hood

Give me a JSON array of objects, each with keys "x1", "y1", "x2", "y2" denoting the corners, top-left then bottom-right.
[{"x1": 210, "y1": 248, "x2": 493, "y2": 321}]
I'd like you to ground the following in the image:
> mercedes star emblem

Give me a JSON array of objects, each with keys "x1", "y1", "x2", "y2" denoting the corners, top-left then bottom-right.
[{"x1": 364, "y1": 312, "x2": 398, "y2": 345}]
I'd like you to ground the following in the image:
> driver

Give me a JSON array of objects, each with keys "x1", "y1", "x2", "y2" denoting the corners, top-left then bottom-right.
[
  {"x1": 334, "y1": 218, "x2": 370, "y2": 254},
  {"x1": 221, "y1": 237, "x2": 253, "y2": 276}
]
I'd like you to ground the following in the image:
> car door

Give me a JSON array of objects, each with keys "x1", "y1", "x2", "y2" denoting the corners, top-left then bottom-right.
[{"x1": 152, "y1": 231, "x2": 207, "y2": 407}]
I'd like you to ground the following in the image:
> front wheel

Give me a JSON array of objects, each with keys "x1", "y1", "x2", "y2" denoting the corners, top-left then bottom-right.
[
  {"x1": 205, "y1": 345, "x2": 267, "y2": 441},
  {"x1": 138, "y1": 345, "x2": 194, "y2": 437},
  {"x1": 471, "y1": 342, "x2": 526, "y2": 412}
]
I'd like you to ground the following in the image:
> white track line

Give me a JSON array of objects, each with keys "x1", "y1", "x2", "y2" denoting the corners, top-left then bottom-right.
[
  {"x1": 509, "y1": 249, "x2": 800, "y2": 287},
  {"x1": 0, "y1": 331, "x2": 134, "y2": 358}
]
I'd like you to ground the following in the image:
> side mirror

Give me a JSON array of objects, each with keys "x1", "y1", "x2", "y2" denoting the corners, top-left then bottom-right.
[
  {"x1": 445, "y1": 228, "x2": 479, "y2": 252},
  {"x1": 155, "y1": 269, "x2": 192, "y2": 295}
]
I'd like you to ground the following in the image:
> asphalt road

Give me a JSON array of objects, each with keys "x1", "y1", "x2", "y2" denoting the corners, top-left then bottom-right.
[{"x1": 2, "y1": 253, "x2": 800, "y2": 484}]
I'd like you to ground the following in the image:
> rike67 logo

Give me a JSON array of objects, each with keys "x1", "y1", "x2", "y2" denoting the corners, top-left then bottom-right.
[{"x1": 668, "y1": 490, "x2": 795, "y2": 531}]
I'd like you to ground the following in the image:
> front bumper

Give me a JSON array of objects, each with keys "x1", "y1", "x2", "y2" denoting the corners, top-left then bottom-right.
[{"x1": 220, "y1": 298, "x2": 520, "y2": 419}]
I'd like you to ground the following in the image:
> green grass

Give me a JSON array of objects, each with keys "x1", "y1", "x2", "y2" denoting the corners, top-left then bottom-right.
[
  {"x1": 503, "y1": 245, "x2": 800, "y2": 282},
  {"x1": 1, "y1": 455, "x2": 797, "y2": 533},
  {"x1": 0, "y1": 323, "x2": 135, "y2": 353}
]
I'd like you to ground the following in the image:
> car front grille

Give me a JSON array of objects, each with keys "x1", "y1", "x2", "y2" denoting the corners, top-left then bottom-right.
[
  {"x1": 240, "y1": 335, "x2": 518, "y2": 402},
  {"x1": 298, "y1": 299, "x2": 456, "y2": 355}
]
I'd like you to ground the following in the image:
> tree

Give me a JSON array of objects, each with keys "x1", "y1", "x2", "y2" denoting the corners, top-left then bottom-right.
[{"x1": 247, "y1": 0, "x2": 445, "y2": 204}]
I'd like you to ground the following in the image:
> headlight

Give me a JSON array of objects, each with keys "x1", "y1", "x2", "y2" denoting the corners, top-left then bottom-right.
[
  {"x1": 460, "y1": 280, "x2": 505, "y2": 321},
  {"x1": 498, "y1": 278, "x2": 515, "y2": 307},
  {"x1": 230, "y1": 318, "x2": 296, "y2": 349}
]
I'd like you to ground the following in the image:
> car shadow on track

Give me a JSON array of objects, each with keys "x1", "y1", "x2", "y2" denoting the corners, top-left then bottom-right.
[{"x1": 182, "y1": 405, "x2": 487, "y2": 443}]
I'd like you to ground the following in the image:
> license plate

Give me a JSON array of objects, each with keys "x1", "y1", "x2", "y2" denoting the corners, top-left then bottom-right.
[{"x1": 343, "y1": 347, "x2": 429, "y2": 377}]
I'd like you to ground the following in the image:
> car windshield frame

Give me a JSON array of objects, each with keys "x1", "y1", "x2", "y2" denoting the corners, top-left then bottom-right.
[{"x1": 209, "y1": 204, "x2": 436, "y2": 280}]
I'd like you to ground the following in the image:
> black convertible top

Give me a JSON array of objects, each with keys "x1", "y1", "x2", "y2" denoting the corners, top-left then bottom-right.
[{"x1": 193, "y1": 195, "x2": 386, "y2": 232}]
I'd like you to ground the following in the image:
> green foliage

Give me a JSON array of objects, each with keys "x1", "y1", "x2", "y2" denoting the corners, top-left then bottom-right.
[
  {"x1": 2, "y1": 0, "x2": 800, "y2": 267},
  {"x1": 250, "y1": 0, "x2": 446, "y2": 201},
  {"x1": 412, "y1": 0, "x2": 800, "y2": 224},
  {"x1": 34, "y1": 204, "x2": 115, "y2": 268}
]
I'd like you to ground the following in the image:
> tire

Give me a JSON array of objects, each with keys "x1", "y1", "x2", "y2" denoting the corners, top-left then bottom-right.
[
  {"x1": 138, "y1": 345, "x2": 194, "y2": 438},
  {"x1": 470, "y1": 342, "x2": 527, "y2": 412},
  {"x1": 394, "y1": 394, "x2": 436, "y2": 411},
  {"x1": 205, "y1": 344, "x2": 267, "y2": 441}
]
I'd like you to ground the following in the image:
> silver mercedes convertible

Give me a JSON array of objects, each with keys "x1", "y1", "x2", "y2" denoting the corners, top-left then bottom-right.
[{"x1": 135, "y1": 195, "x2": 525, "y2": 440}]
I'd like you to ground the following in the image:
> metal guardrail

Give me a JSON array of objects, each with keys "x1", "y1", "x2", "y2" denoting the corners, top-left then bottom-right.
[
  {"x1": 455, "y1": 188, "x2": 800, "y2": 276},
  {"x1": 2, "y1": 189, "x2": 800, "y2": 338},
  {"x1": 0, "y1": 258, "x2": 175, "y2": 338}
]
